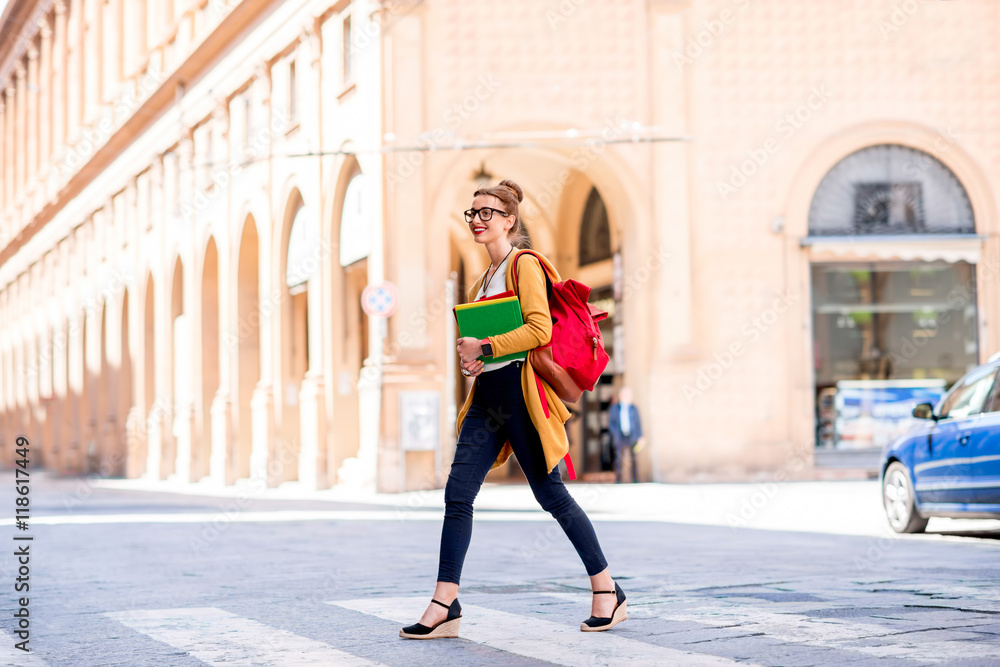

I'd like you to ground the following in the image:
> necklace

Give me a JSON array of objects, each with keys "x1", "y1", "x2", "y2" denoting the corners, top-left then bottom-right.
[{"x1": 483, "y1": 246, "x2": 514, "y2": 294}]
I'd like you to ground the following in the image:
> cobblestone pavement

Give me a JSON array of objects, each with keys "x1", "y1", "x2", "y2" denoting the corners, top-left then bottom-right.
[{"x1": 1, "y1": 471, "x2": 999, "y2": 666}]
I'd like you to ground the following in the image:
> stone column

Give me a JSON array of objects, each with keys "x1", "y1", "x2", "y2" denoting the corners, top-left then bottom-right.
[
  {"x1": 26, "y1": 46, "x2": 39, "y2": 193},
  {"x1": 15, "y1": 62, "x2": 26, "y2": 199},
  {"x1": 37, "y1": 313, "x2": 54, "y2": 468},
  {"x1": 249, "y1": 61, "x2": 277, "y2": 486},
  {"x1": 38, "y1": 19, "x2": 52, "y2": 183},
  {"x1": 298, "y1": 263, "x2": 328, "y2": 490},
  {"x1": 208, "y1": 103, "x2": 234, "y2": 486},
  {"x1": 5, "y1": 86, "x2": 14, "y2": 204},
  {"x1": 0, "y1": 98, "x2": 6, "y2": 213},
  {"x1": 67, "y1": 0, "x2": 83, "y2": 144},
  {"x1": 377, "y1": 8, "x2": 441, "y2": 492},
  {"x1": 36, "y1": 16, "x2": 52, "y2": 190},
  {"x1": 646, "y1": 1, "x2": 696, "y2": 483},
  {"x1": 52, "y1": 2, "x2": 68, "y2": 158},
  {"x1": 102, "y1": 0, "x2": 122, "y2": 105},
  {"x1": 82, "y1": 0, "x2": 102, "y2": 125},
  {"x1": 50, "y1": 323, "x2": 68, "y2": 472},
  {"x1": 121, "y1": 0, "x2": 145, "y2": 78},
  {"x1": 66, "y1": 311, "x2": 84, "y2": 474},
  {"x1": 100, "y1": 285, "x2": 119, "y2": 477}
]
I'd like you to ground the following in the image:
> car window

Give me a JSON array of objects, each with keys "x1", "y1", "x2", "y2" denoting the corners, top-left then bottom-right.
[
  {"x1": 938, "y1": 367, "x2": 999, "y2": 419},
  {"x1": 986, "y1": 375, "x2": 1000, "y2": 413}
]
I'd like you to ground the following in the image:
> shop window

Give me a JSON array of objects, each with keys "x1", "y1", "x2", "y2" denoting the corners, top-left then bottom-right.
[
  {"x1": 811, "y1": 261, "x2": 978, "y2": 388},
  {"x1": 809, "y1": 144, "x2": 974, "y2": 236}
]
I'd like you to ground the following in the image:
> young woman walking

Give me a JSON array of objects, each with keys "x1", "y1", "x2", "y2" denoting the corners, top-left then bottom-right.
[{"x1": 399, "y1": 179, "x2": 627, "y2": 639}]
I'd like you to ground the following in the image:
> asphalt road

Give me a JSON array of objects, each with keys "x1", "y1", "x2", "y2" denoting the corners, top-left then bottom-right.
[{"x1": 1, "y1": 471, "x2": 999, "y2": 666}]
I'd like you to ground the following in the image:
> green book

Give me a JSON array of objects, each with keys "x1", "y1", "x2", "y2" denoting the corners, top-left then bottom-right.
[{"x1": 453, "y1": 295, "x2": 527, "y2": 363}]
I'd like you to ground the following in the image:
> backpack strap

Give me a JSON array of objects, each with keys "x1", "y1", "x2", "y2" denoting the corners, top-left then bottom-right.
[
  {"x1": 511, "y1": 249, "x2": 554, "y2": 299},
  {"x1": 513, "y1": 250, "x2": 577, "y2": 480}
]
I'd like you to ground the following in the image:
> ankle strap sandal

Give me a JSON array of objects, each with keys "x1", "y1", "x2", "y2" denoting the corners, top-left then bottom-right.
[
  {"x1": 581, "y1": 581, "x2": 628, "y2": 632},
  {"x1": 399, "y1": 597, "x2": 463, "y2": 640}
]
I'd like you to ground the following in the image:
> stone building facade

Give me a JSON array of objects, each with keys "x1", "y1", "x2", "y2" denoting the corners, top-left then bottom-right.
[{"x1": 2, "y1": 0, "x2": 999, "y2": 490}]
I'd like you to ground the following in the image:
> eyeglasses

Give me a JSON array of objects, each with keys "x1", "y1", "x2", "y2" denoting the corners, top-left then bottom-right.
[{"x1": 464, "y1": 207, "x2": 510, "y2": 223}]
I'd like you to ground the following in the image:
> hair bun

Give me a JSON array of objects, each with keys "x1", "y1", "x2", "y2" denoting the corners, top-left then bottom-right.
[{"x1": 499, "y1": 179, "x2": 523, "y2": 203}]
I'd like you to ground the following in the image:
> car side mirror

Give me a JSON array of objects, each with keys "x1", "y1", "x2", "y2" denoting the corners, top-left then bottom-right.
[{"x1": 912, "y1": 402, "x2": 936, "y2": 420}]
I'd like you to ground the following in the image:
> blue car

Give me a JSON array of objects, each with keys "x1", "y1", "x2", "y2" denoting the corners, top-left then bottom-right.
[{"x1": 880, "y1": 354, "x2": 1000, "y2": 533}]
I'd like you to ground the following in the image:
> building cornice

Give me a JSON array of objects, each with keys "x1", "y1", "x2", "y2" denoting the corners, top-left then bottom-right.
[{"x1": 0, "y1": 0, "x2": 55, "y2": 90}]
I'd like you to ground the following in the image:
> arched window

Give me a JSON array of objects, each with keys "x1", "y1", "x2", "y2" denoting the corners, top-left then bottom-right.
[
  {"x1": 579, "y1": 187, "x2": 612, "y2": 265},
  {"x1": 340, "y1": 173, "x2": 370, "y2": 267},
  {"x1": 286, "y1": 203, "x2": 319, "y2": 293},
  {"x1": 808, "y1": 144, "x2": 974, "y2": 236}
]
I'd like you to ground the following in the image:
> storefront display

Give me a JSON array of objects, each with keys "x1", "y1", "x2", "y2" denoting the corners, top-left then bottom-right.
[
  {"x1": 812, "y1": 261, "x2": 979, "y2": 449},
  {"x1": 832, "y1": 379, "x2": 946, "y2": 449}
]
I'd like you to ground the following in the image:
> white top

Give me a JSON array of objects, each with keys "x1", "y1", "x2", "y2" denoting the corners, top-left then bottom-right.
[
  {"x1": 619, "y1": 401, "x2": 631, "y2": 436},
  {"x1": 475, "y1": 255, "x2": 516, "y2": 373}
]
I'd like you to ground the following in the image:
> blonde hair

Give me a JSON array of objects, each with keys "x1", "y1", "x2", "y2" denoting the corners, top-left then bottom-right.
[{"x1": 474, "y1": 179, "x2": 529, "y2": 248}]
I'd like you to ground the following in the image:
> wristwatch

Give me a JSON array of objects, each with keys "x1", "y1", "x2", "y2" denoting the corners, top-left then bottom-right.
[{"x1": 480, "y1": 338, "x2": 494, "y2": 358}]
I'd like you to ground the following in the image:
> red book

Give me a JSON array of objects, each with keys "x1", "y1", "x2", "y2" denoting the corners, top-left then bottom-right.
[{"x1": 473, "y1": 289, "x2": 515, "y2": 303}]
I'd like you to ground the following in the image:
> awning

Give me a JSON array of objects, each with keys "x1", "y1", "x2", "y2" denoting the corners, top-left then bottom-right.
[{"x1": 800, "y1": 234, "x2": 986, "y2": 264}]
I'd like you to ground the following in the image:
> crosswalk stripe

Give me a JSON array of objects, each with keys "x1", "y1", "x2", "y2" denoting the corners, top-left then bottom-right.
[
  {"x1": 0, "y1": 631, "x2": 49, "y2": 666},
  {"x1": 329, "y1": 596, "x2": 750, "y2": 666},
  {"x1": 547, "y1": 593, "x2": 1000, "y2": 663},
  {"x1": 104, "y1": 607, "x2": 385, "y2": 666}
]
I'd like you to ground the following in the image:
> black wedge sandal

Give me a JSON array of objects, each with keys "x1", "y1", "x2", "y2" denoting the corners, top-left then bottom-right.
[
  {"x1": 580, "y1": 581, "x2": 627, "y2": 632},
  {"x1": 399, "y1": 598, "x2": 462, "y2": 639}
]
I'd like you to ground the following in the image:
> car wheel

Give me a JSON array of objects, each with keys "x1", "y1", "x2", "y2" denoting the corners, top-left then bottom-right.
[{"x1": 882, "y1": 461, "x2": 929, "y2": 534}]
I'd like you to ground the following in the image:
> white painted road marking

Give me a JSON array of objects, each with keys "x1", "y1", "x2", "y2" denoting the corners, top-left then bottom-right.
[
  {"x1": 0, "y1": 630, "x2": 49, "y2": 666},
  {"x1": 104, "y1": 607, "x2": 386, "y2": 666},
  {"x1": 609, "y1": 595, "x2": 999, "y2": 663},
  {"x1": 330, "y1": 596, "x2": 751, "y2": 666}
]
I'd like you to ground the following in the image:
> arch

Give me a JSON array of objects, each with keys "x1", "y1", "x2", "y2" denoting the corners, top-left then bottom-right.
[
  {"x1": 284, "y1": 191, "x2": 318, "y2": 291},
  {"x1": 324, "y1": 156, "x2": 368, "y2": 482},
  {"x1": 430, "y1": 145, "x2": 636, "y2": 278},
  {"x1": 782, "y1": 121, "x2": 997, "y2": 238},
  {"x1": 578, "y1": 186, "x2": 614, "y2": 265},
  {"x1": 277, "y1": 188, "x2": 311, "y2": 483},
  {"x1": 807, "y1": 144, "x2": 975, "y2": 237},
  {"x1": 428, "y1": 142, "x2": 643, "y2": 481},
  {"x1": 782, "y1": 123, "x2": 999, "y2": 460}
]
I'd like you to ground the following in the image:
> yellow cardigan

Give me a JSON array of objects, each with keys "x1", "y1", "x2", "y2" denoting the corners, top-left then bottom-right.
[{"x1": 455, "y1": 249, "x2": 572, "y2": 476}]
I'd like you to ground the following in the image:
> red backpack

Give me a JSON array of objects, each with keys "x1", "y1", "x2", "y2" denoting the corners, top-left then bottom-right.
[{"x1": 511, "y1": 250, "x2": 610, "y2": 403}]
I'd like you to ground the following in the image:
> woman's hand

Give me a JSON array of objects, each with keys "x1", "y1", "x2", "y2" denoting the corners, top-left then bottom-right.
[
  {"x1": 460, "y1": 357, "x2": 484, "y2": 377},
  {"x1": 457, "y1": 337, "x2": 485, "y2": 377},
  {"x1": 456, "y1": 337, "x2": 483, "y2": 364}
]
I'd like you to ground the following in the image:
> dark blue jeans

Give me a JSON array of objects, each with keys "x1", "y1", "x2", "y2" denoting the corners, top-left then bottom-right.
[
  {"x1": 437, "y1": 360, "x2": 609, "y2": 584},
  {"x1": 613, "y1": 441, "x2": 639, "y2": 483}
]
